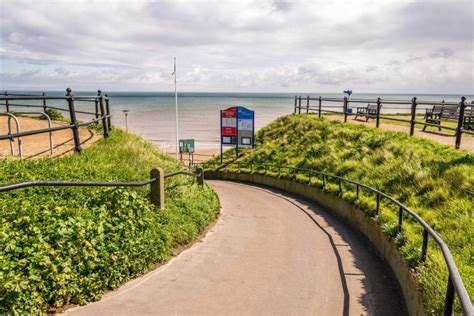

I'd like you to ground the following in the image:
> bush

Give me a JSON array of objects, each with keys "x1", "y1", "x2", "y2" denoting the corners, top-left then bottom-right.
[
  {"x1": 43, "y1": 108, "x2": 67, "y2": 121},
  {"x1": 0, "y1": 130, "x2": 220, "y2": 314}
]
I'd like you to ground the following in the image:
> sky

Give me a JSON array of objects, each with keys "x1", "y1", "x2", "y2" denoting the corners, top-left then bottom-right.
[{"x1": 0, "y1": 0, "x2": 472, "y2": 93}]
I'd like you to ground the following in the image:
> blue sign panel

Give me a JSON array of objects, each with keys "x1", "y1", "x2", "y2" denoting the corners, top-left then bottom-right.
[{"x1": 220, "y1": 106, "x2": 255, "y2": 162}]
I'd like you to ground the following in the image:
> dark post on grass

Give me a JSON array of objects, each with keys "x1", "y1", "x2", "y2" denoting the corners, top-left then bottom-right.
[
  {"x1": 150, "y1": 167, "x2": 165, "y2": 209},
  {"x1": 94, "y1": 97, "x2": 99, "y2": 120},
  {"x1": 318, "y1": 96, "x2": 322, "y2": 118},
  {"x1": 98, "y1": 90, "x2": 109, "y2": 138},
  {"x1": 409, "y1": 97, "x2": 417, "y2": 136},
  {"x1": 298, "y1": 96, "x2": 302, "y2": 114},
  {"x1": 294, "y1": 96, "x2": 297, "y2": 114},
  {"x1": 343, "y1": 96, "x2": 348, "y2": 122},
  {"x1": 196, "y1": 166, "x2": 204, "y2": 186},
  {"x1": 4, "y1": 91, "x2": 9, "y2": 112},
  {"x1": 42, "y1": 92, "x2": 47, "y2": 112},
  {"x1": 306, "y1": 95, "x2": 310, "y2": 113},
  {"x1": 105, "y1": 94, "x2": 112, "y2": 130},
  {"x1": 66, "y1": 88, "x2": 82, "y2": 153},
  {"x1": 455, "y1": 96, "x2": 466, "y2": 149},
  {"x1": 376, "y1": 97, "x2": 382, "y2": 128}
]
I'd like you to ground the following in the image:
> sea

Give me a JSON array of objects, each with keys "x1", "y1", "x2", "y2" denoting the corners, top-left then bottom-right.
[{"x1": 3, "y1": 91, "x2": 473, "y2": 152}]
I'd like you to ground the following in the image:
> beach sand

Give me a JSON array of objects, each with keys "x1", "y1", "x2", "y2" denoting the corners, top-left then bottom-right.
[{"x1": 0, "y1": 116, "x2": 100, "y2": 160}]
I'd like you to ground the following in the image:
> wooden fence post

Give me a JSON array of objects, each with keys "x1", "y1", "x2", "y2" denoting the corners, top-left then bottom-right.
[
  {"x1": 409, "y1": 97, "x2": 417, "y2": 136},
  {"x1": 66, "y1": 88, "x2": 82, "y2": 153},
  {"x1": 376, "y1": 97, "x2": 382, "y2": 128},
  {"x1": 455, "y1": 96, "x2": 466, "y2": 149},
  {"x1": 98, "y1": 90, "x2": 109, "y2": 138},
  {"x1": 150, "y1": 167, "x2": 165, "y2": 209},
  {"x1": 196, "y1": 166, "x2": 204, "y2": 186},
  {"x1": 318, "y1": 96, "x2": 322, "y2": 118}
]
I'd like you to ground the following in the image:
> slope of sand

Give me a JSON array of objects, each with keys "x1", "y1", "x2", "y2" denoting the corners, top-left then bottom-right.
[{"x1": 0, "y1": 116, "x2": 101, "y2": 160}]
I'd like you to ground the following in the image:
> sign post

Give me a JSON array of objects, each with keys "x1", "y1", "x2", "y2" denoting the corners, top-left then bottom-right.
[
  {"x1": 179, "y1": 139, "x2": 195, "y2": 167},
  {"x1": 220, "y1": 106, "x2": 254, "y2": 163}
]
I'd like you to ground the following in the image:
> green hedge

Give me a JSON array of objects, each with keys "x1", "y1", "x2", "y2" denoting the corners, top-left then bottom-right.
[
  {"x1": 205, "y1": 115, "x2": 473, "y2": 314},
  {"x1": 0, "y1": 130, "x2": 220, "y2": 314}
]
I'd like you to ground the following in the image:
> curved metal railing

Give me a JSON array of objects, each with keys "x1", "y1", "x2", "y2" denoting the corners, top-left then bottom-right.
[{"x1": 206, "y1": 161, "x2": 473, "y2": 315}]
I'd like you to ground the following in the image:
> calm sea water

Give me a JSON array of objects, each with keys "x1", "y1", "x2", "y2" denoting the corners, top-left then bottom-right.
[{"x1": 4, "y1": 91, "x2": 473, "y2": 152}]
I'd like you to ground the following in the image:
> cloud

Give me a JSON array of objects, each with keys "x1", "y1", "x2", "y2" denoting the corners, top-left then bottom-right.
[{"x1": 0, "y1": 0, "x2": 472, "y2": 93}]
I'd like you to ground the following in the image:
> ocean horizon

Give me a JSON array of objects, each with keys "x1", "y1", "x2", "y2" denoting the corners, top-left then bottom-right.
[{"x1": 3, "y1": 91, "x2": 473, "y2": 152}]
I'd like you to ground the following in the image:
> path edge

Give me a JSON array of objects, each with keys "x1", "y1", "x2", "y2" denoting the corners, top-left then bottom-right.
[{"x1": 205, "y1": 171, "x2": 425, "y2": 316}]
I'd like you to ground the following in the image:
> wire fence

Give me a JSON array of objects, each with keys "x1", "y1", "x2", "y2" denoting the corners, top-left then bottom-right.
[
  {"x1": 205, "y1": 161, "x2": 473, "y2": 315},
  {"x1": 293, "y1": 95, "x2": 473, "y2": 150},
  {"x1": 0, "y1": 88, "x2": 112, "y2": 158}
]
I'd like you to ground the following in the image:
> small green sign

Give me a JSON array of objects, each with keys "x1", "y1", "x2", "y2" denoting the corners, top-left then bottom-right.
[{"x1": 179, "y1": 139, "x2": 195, "y2": 153}]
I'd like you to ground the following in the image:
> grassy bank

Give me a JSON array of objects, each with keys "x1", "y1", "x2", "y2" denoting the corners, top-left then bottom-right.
[
  {"x1": 206, "y1": 115, "x2": 473, "y2": 314},
  {"x1": 0, "y1": 129, "x2": 220, "y2": 314}
]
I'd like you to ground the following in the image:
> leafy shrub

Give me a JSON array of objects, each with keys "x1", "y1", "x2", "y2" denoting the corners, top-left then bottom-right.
[
  {"x1": 43, "y1": 108, "x2": 67, "y2": 121},
  {"x1": 0, "y1": 130, "x2": 220, "y2": 314}
]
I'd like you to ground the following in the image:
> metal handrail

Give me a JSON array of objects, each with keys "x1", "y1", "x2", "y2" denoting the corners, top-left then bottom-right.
[
  {"x1": 0, "y1": 169, "x2": 203, "y2": 193},
  {"x1": 10, "y1": 111, "x2": 54, "y2": 155},
  {"x1": 0, "y1": 112, "x2": 23, "y2": 158},
  {"x1": 208, "y1": 161, "x2": 473, "y2": 315}
]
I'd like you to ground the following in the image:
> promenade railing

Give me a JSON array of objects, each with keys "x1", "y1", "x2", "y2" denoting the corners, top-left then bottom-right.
[
  {"x1": 293, "y1": 95, "x2": 473, "y2": 150},
  {"x1": 0, "y1": 167, "x2": 204, "y2": 210},
  {"x1": 0, "y1": 88, "x2": 112, "y2": 157},
  {"x1": 205, "y1": 161, "x2": 473, "y2": 315}
]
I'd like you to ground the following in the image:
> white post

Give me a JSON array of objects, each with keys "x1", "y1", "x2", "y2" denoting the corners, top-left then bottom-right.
[{"x1": 174, "y1": 57, "x2": 179, "y2": 159}]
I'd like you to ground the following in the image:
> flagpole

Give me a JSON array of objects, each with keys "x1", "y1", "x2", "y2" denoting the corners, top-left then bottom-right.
[{"x1": 174, "y1": 57, "x2": 179, "y2": 159}]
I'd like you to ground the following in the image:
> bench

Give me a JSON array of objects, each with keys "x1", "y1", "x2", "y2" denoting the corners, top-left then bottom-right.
[
  {"x1": 423, "y1": 103, "x2": 474, "y2": 131},
  {"x1": 354, "y1": 104, "x2": 381, "y2": 121}
]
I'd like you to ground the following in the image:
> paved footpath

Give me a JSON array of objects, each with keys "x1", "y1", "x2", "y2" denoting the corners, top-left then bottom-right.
[{"x1": 68, "y1": 181, "x2": 405, "y2": 315}]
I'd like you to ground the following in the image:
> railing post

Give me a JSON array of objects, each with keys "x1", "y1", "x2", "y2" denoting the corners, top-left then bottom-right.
[
  {"x1": 376, "y1": 192, "x2": 380, "y2": 215},
  {"x1": 105, "y1": 94, "x2": 112, "y2": 130},
  {"x1": 318, "y1": 96, "x2": 322, "y2": 118},
  {"x1": 94, "y1": 98, "x2": 99, "y2": 120},
  {"x1": 150, "y1": 167, "x2": 165, "y2": 209},
  {"x1": 421, "y1": 229, "x2": 429, "y2": 262},
  {"x1": 455, "y1": 96, "x2": 466, "y2": 149},
  {"x1": 42, "y1": 92, "x2": 47, "y2": 112},
  {"x1": 66, "y1": 88, "x2": 82, "y2": 153},
  {"x1": 4, "y1": 91, "x2": 10, "y2": 112},
  {"x1": 398, "y1": 207, "x2": 403, "y2": 233},
  {"x1": 343, "y1": 97, "x2": 348, "y2": 122},
  {"x1": 306, "y1": 95, "x2": 310, "y2": 113},
  {"x1": 98, "y1": 90, "x2": 109, "y2": 138},
  {"x1": 356, "y1": 184, "x2": 360, "y2": 199},
  {"x1": 294, "y1": 96, "x2": 297, "y2": 114},
  {"x1": 409, "y1": 97, "x2": 417, "y2": 136},
  {"x1": 298, "y1": 96, "x2": 302, "y2": 114},
  {"x1": 196, "y1": 166, "x2": 204, "y2": 186},
  {"x1": 444, "y1": 274, "x2": 455, "y2": 315},
  {"x1": 376, "y1": 97, "x2": 382, "y2": 128}
]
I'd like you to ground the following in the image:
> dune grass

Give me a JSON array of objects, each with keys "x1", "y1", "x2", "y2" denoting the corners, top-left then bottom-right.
[
  {"x1": 205, "y1": 114, "x2": 473, "y2": 314},
  {"x1": 0, "y1": 129, "x2": 220, "y2": 314}
]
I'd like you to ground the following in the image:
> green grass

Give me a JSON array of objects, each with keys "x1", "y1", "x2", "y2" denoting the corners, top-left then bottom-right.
[
  {"x1": 0, "y1": 129, "x2": 220, "y2": 314},
  {"x1": 205, "y1": 115, "x2": 473, "y2": 314}
]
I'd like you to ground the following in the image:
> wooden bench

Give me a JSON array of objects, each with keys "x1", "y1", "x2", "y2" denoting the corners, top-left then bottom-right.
[
  {"x1": 423, "y1": 104, "x2": 474, "y2": 131},
  {"x1": 354, "y1": 104, "x2": 380, "y2": 121}
]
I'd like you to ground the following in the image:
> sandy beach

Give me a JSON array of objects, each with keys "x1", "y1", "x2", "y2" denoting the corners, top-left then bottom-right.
[{"x1": 0, "y1": 116, "x2": 100, "y2": 160}]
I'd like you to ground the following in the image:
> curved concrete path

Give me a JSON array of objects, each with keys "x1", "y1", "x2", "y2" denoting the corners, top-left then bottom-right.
[{"x1": 68, "y1": 180, "x2": 405, "y2": 315}]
